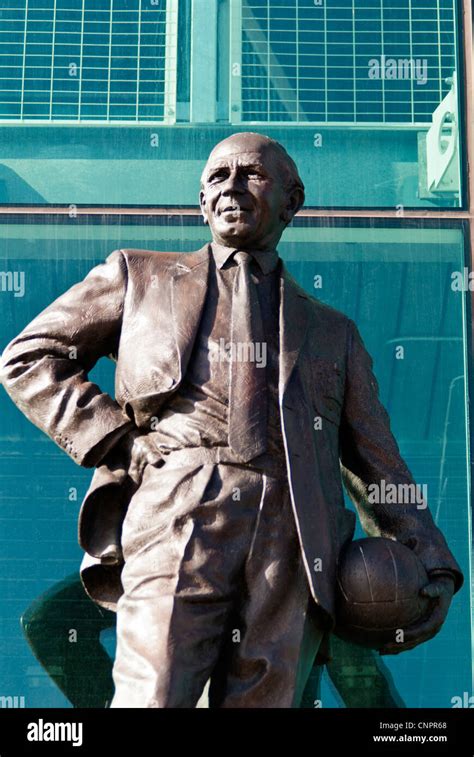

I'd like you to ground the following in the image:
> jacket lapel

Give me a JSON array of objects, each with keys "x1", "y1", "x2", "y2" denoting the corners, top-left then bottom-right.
[
  {"x1": 170, "y1": 247, "x2": 310, "y2": 398},
  {"x1": 170, "y1": 244, "x2": 211, "y2": 384},
  {"x1": 279, "y1": 261, "x2": 311, "y2": 398}
]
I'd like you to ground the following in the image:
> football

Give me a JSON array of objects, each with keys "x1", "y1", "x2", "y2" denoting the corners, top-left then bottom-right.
[{"x1": 334, "y1": 537, "x2": 432, "y2": 649}]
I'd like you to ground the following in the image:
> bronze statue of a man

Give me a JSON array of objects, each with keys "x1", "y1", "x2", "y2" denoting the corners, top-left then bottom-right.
[{"x1": 0, "y1": 133, "x2": 463, "y2": 708}]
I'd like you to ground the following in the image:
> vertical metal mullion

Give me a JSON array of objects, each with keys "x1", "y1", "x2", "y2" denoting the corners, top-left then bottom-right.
[
  {"x1": 20, "y1": 0, "x2": 28, "y2": 120},
  {"x1": 267, "y1": 0, "x2": 270, "y2": 122},
  {"x1": 49, "y1": 0, "x2": 56, "y2": 120},
  {"x1": 323, "y1": 0, "x2": 327, "y2": 122},
  {"x1": 106, "y1": 0, "x2": 113, "y2": 122},
  {"x1": 464, "y1": 7, "x2": 473, "y2": 212},
  {"x1": 78, "y1": 0, "x2": 85, "y2": 121},
  {"x1": 295, "y1": 0, "x2": 299, "y2": 123},
  {"x1": 352, "y1": 0, "x2": 356, "y2": 123},
  {"x1": 436, "y1": 0, "x2": 442, "y2": 103},
  {"x1": 458, "y1": 0, "x2": 474, "y2": 695},
  {"x1": 135, "y1": 0, "x2": 142, "y2": 122},
  {"x1": 229, "y1": 0, "x2": 242, "y2": 124},
  {"x1": 408, "y1": 0, "x2": 414, "y2": 123},
  {"x1": 462, "y1": 218, "x2": 474, "y2": 700},
  {"x1": 189, "y1": 0, "x2": 216, "y2": 122},
  {"x1": 380, "y1": 0, "x2": 385, "y2": 123},
  {"x1": 164, "y1": 0, "x2": 178, "y2": 123}
]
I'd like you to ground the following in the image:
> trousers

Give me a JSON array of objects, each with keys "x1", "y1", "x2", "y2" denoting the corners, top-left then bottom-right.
[{"x1": 110, "y1": 450, "x2": 324, "y2": 708}]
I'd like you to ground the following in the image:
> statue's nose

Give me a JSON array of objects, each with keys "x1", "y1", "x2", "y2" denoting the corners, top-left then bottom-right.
[{"x1": 221, "y1": 174, "x2": 246, "y2": 195}]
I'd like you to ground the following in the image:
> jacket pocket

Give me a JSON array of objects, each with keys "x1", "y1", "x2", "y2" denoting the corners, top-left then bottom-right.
[{"x1": 313, "y1": 394, "x2": 342, "y2": 428}]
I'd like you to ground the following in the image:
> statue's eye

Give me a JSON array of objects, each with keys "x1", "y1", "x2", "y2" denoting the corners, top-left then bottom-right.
[
  {"x1": 244, "y1": 168, "x2": 264, "y2": 180},
  {"x1": 209, "y1": 170, "x2": 227, "y2": 183}
]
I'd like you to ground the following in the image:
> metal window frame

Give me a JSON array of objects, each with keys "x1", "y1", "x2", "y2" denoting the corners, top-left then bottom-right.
[
  {"x1": 228, "y1": 0, "x2": 461, "y2": 129},
  {"x1": 0, "y1": 0, "x2": 179, "y2": 126},
  {"x1": 190, "y1": 0, "x2": 218, "y2": 122},
  {"x1": 163, "y1": 0, "x2": 178, "y2": 125},
  {"x1": 229, "y1": 0, "x2": 242, "y2": 123},
  {"x1": 1, "y1": 0, "x2": 469, "y2": 221}
]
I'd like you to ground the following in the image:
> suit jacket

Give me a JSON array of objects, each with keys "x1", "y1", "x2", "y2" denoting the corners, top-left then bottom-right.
[{"x1": 0, "y1": 244, "x2": 464, "y2": 634}]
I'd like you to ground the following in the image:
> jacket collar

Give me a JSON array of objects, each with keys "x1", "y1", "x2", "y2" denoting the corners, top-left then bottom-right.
[{"x1": 210, "y1": 242, "x2": 280, "y2": 275}]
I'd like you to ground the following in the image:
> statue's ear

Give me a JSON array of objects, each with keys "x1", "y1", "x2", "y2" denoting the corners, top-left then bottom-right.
[
  {"x1": 281, "y1": 186, "x2": 304, "y2": 224},
  {"x1": 199, "y1": 190, "x2": 209, "y2": 225}
]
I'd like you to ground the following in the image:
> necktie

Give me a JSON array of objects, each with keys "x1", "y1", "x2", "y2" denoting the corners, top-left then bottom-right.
[{"x1": 228, "y1": 251, "x2": 268, "y2": 461}]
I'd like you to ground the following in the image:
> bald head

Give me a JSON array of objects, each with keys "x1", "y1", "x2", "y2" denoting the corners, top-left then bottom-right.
[{"x1": 201, "y1": 132, "x2": 305, "y2": 204}]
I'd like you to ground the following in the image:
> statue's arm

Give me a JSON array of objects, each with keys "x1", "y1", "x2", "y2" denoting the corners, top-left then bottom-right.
[
  {"x1": 339, "y1": 318, "x2": 463, "y2": 594},
  {"x1": 0, "y1": 249, "x2": 134, "y2": 468}
]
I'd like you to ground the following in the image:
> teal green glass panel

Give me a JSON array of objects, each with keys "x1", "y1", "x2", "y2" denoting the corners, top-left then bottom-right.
[
  {"x1": 0, "y1": 0, "x2": 465, "y2": 208},
  {"x1": 0, "y1": 0, "x2": 176, "y2": 123},
  {"x1": 0, "y1": 122, "x2": 462, "y2": 207},
  {"x1": 236, "y1": 0, "x2": 457, "y2": 124},
  {"x1": 0, "y1": 217, "x2": 471, "y2": 707}
]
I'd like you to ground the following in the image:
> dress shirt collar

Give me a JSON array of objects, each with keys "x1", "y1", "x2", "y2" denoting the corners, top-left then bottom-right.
[{"x1": 210, "y1": 242, "x2": 280, "y2": 275}]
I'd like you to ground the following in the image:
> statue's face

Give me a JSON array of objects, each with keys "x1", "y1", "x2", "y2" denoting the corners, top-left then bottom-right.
[{"x1": 200, "y1": 137, "x2": 294, "y2": 250}]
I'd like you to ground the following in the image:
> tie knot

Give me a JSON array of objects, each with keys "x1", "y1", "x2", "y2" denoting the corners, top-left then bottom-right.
[{"x1": 233, "y1": 250, "x2": 252, "y2": 267}]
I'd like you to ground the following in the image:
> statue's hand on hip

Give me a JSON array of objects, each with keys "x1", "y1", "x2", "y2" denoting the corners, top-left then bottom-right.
[{"x1": 117, "y1": 428, "x2": 164, "y2": 486}]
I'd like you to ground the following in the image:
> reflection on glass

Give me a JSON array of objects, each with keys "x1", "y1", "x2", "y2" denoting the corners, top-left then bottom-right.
[
  {"x1": 0, "y1": 218, "x2": 470, "y2": 707},
  {"x1": 0, "y1": 0, "x2": 464, "y2": 208}
]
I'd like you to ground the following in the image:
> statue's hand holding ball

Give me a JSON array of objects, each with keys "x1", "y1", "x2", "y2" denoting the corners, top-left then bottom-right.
[{"x1": 335, "y1": 537, "x2": 455, "y2": 654}]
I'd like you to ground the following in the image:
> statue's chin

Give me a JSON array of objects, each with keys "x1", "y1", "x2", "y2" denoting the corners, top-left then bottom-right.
[{"x1": 213, "y1": 224, "x2": 256, "y2": 248}]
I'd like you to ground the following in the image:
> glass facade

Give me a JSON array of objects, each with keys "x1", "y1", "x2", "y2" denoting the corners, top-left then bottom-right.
[
  {"x1": 0, "y1": 0, "x2": 460, "y2": 127},
  {"x1": 0, "y1": 0, "x2": 472, "y2": 711},
  {"x1": 0, "y1": 0, "x2": 465, "y2": 208},
  {"x1": 0, "y1": 0, "x2": 177, "y2": 122},
  {"x1": 234, "y1": 0, "x2": 458, "y2": 124}
]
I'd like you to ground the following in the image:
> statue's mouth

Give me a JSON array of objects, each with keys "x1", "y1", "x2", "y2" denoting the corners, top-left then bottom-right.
[{"x1": 220, "y1": 206, "x2": 251, "y2": 215}]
